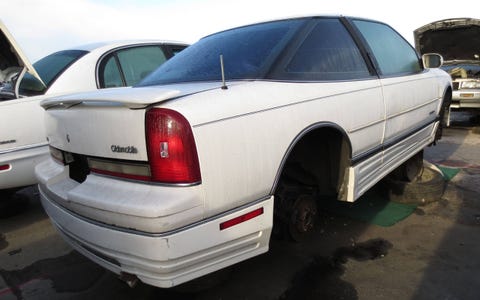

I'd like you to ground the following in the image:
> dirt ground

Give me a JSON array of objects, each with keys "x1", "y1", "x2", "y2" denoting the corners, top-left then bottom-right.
[{"x1": 1, "y1": 111, "x2": 479, "y2": 300}]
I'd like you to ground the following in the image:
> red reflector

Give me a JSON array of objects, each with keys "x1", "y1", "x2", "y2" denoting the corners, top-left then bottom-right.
[
  {"x1": 220, "y1": 207, "x2": 264, "y2": 230},
  {"x1": 0, "y1": 164, "x2": 10, "y2": 171}
]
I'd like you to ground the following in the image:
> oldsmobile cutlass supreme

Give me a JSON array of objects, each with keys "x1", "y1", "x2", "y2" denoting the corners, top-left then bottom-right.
[{"x1": 35, "y1": 16, "x2": 451, "y2": 288}]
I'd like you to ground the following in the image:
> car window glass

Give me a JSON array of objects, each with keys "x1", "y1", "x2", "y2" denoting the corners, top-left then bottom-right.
[
  {"x1": 101, "y1": 56, "x2": 124, "y2": 88},
  {"x1": 353, "y1": 20, "x2": 421, "y2": 76},
  {"x1": 116, "y1": 46, "x2": 167, "y2": 86},
  {"x1": 283, "y1": 18, "x2": 370, "y2": 80},
  {"x1": 19, "y1": 50, "x2": 87, "y2": 96},
  {"x1": 171, "y1": 46, "x2": 187, "y2": 56},
  {"x1": 138, "y1": 19, "x2": 304, "y2": 86}
]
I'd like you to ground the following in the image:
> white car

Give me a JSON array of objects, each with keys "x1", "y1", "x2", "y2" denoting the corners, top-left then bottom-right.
[
  {"x1": 36, "y1": 16, "x2": 451, "y2": 288},
  {"x1": 415, "y1": 18, "x2": 480, "y2": 125},
  {"x1": 0, "y1": 20, "x2": 187, "y2": 196}
]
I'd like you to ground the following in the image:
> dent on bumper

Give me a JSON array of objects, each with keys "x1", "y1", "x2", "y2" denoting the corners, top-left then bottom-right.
[{"x1": 39, "y1": 187, "x2": 273, "y2": 288}]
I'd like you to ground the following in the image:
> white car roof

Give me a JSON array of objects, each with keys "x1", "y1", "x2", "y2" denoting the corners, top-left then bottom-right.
[{"x1": 66, "y1": 40, "x2": 189, "y2": 53}]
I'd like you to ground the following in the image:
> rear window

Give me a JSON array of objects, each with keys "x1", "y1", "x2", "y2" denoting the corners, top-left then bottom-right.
[
  {"x1": 99, "y1": 46, "x2": 168, "y2": 88},
  {"x1": 19, "y1": 50, "x2": 87, "y2": 96},
  {"x1": 138, "y1": 19, "x2": 305, "y2": 86}
]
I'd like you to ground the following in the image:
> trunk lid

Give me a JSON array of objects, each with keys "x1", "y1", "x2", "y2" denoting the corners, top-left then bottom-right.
[
  {"x1": 43, "y1": 82, "x2": 224, "y2": 161},
  {"x1": 0, "y1": 19, "x2": 45, "y2": 99}
]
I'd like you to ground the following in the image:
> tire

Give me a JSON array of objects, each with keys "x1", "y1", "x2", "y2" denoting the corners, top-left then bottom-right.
[
  {"x1": 384, "y1": 164, "x2": 445, "y2": 205},
  {"x1": 436, "y1": 91, "x2": 452, "y2": 137},
  {"x1": 391, "y1": 151, "x2": 423, "y2": 182}
]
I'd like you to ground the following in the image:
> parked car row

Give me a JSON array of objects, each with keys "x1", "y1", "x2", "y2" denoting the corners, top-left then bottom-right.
[
  {"x1": 0, "y1": 19, "x2": 188, "y2": 196},
  {"x1": 31, "y1": 15, "x2": 451, "y2": 288},
  {"x1": 414, "y1": 18, "x2": 480, "y2": 125}
]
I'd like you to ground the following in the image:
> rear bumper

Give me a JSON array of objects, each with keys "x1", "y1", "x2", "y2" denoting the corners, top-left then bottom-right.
[{"x1": 39, "y1": 186, "x2": 273, "y2": 288}]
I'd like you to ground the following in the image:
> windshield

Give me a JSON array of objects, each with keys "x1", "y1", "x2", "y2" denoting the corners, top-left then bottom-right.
[
  {"x1": 19, "y1": 49, "x2": 88, "y2": 96},
  {"x1": 138, "y1": 19, "x2": 305, "y2": 86}
]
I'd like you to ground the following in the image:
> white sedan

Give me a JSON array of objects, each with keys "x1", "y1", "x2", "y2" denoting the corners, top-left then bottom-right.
[
  {"x1": 0, "y1": 20, "x2": 187, "y2": 196},
  {"x1": 36, "y1": 16, "x2": 451, "y2": 288}
]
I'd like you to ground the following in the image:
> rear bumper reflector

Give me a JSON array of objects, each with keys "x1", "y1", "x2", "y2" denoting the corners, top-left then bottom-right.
[{"x1": 219, "y1": 207, "x2": 264, "y2": 230}]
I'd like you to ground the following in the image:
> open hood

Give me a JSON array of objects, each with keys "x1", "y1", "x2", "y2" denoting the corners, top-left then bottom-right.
[
  {"x1": 414, "y1": 18, "x2": 480, "y2": 62},
  {"x1": 0, "y1": 19, "x2": 45, "y2": 99}
]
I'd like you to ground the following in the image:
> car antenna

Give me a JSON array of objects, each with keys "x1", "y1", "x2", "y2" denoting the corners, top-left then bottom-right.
[{"x1": 220, "y1": 54, "x2": 228, "y2": 90}]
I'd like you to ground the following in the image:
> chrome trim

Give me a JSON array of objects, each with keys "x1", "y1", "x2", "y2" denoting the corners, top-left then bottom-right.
[{"x1": 0, "y1": 142, "x2": 48, "y2": 155}]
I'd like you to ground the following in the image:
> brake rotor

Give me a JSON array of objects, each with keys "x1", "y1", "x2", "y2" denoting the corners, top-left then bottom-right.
[{"x1": 289, "y1": 194, "x2": 317, "y2": 241}]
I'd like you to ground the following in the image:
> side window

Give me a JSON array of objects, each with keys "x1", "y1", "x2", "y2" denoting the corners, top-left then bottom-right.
[
  {"x1": 98, "y1": 46, "x2": 167, "y2": 88},
  {"x1": 281, "y1": 18, "x2": 371, "y2": 80},
  {"x1": 353, "y1": 20, "x2": 421, "y2": 76},
  {"x1": 101, "y1": 56, "x2": 123, "y2": 88},
  {"x1": 117, "y1": 46, "x2": 167, "y2": 86}
]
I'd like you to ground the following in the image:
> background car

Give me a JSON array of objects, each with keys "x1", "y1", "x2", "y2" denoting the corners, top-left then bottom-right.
[
  {"x1": 0, "y1": 19, "x2": 188, "y2": 196},
  {"x1": 414, "y1": 18, "x2": 480, "y2": 125},
  {"x1": 36, "y1": 16, "x2": 451, "y2": 288}
]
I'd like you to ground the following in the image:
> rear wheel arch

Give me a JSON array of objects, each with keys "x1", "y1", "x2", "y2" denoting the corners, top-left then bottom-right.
[{"x1": 270, "y1": 122, "x2": 352, "y2": 197}]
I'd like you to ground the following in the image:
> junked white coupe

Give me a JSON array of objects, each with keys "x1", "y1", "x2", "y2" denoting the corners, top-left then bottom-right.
[
  {"x1": 0, "y1": 19, "x2": 187, "y2": 196},
  {"x1": 36, "y1": 16, "x2": 451, "y2": 288}
]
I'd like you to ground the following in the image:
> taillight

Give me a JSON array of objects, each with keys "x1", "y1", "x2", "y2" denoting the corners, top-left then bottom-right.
[
  {"x1": 49, "y1": 146, "x2": 73, "y2": 165},
  {"x1": 146, "y1": 108, "x2": 201, "y2": 184},
  {"x1": 88, "y1": 158, "x2": 151, "y2": 182}
]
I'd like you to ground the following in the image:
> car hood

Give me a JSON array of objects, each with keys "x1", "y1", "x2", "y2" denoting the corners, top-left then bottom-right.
[
  {"x1": 0, "y1": 19, "x2": 44, "y2": 89},
  {"x1": 414, "y1": 18, "x2": 480, "y2": 62}
]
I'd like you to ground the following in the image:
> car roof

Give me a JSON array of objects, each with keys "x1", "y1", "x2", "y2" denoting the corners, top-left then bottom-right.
[{"x1": 65, "y1": 40, "x2": 189, "y2": 53}]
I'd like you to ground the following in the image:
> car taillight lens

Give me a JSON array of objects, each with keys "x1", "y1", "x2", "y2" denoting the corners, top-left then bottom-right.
[
  {"x1": 49, "y1": 146, "x2": 73, "y2": 165},
  {"x1": 88, "y1": 158, "x2": 151, "y2": 182},
  {"x1": 146, "y1": 108, "x2": 201, "y2": 184}
]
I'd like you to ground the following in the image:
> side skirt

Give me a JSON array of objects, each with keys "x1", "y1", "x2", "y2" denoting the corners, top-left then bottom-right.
[{"x1": 340, "y1": 121, "x2": 438, "y2": 202}]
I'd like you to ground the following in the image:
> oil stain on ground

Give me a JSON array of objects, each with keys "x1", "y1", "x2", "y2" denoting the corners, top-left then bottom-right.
[
  {"x1": 280, "y1": 238, "x2": 393, "y2": 300},
  {"x1": 0, "y1": 193, "x2": 30, "y2": 219},
  {"x1": 0, "y1": 251, "x2": 105, "y2": 297}
]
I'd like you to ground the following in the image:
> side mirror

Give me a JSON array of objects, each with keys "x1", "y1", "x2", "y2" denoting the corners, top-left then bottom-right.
[{"x1": 422, "y1": 53, "x2": 443, "y2": 69}]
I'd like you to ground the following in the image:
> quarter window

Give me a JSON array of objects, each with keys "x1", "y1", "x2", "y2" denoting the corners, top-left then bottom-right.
[
  {"x1": 101, "y1": 56, "x2": 123, "y2": 88},
  {"x1": 353, "y1": 20, "x2": 421, "y2": 76},
  {"x1": 281, "y1": 18, "x2": 371, "y2": 80},
  {"x1": 99, "y1": 46, "x2": 167, "y2": 88}
]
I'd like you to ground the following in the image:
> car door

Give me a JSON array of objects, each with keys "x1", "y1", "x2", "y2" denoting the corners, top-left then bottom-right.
[{"x1": 352, "y1": 19, "x2": 441, "y2": 161}]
